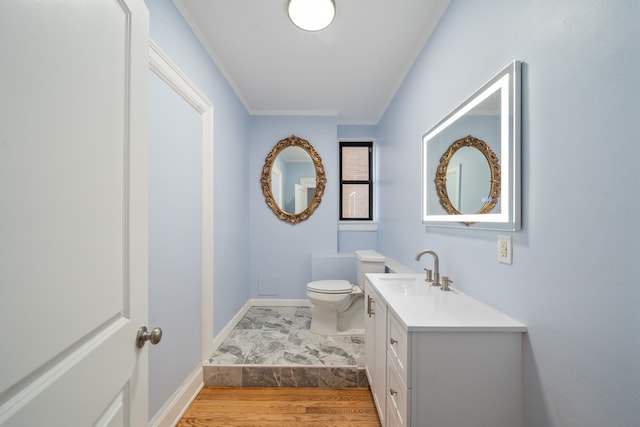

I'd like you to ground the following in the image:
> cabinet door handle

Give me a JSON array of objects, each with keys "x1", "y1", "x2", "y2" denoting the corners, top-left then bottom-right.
[
  {"x1": 367, "y1": 295, "x2": 375, "y2": 317},
  {"x1": 390, "y1": 337, "x2": 398, "y2": 345},
  {"x1": 389, "y1": 388, "x2": 398, "y2": 396}
]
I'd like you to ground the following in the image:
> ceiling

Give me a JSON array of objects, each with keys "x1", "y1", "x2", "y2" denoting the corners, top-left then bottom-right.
[{"x1": 173, "y1": 0, "x2": 450, "y2": 124}]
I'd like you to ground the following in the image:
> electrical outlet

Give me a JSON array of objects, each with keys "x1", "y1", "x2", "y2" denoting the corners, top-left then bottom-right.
[{"x1": 497, "y1": 235, "x2": 512, "y2": 264}]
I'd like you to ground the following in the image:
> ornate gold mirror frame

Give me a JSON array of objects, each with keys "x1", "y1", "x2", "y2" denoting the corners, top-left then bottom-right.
[
  {"x1": 260, "y1": 135, "x2": 327, "y2": 225},
  {"x1": 435, "y1": 135, "x2": 501, "y2": 225}
]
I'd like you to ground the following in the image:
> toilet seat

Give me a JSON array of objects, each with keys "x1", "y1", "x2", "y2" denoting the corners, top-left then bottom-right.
[{"x1": 306, "y1": 280, "x2": 352, "y2": 294}]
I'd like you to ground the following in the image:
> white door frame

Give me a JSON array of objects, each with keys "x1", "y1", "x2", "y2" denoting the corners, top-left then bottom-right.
[{"x1": 148, "y1": 41, "x2": 215, "y2": 362}]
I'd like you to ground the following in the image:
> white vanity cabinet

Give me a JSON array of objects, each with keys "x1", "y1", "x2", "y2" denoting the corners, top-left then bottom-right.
[
  {"x1": 386, "y1": 310, "x2": 523, "y2": 427},
  {"x1": 364, "y1": 280, "x2": 388, "y2": 425},
  {"x1": 364, "y1": 273, "x2": 526, "y2": 427}
]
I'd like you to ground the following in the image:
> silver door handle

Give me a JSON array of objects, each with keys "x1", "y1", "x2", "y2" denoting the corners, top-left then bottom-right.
[{"x1": 136, "y1": 326, "x2": 163, "y2": 348}]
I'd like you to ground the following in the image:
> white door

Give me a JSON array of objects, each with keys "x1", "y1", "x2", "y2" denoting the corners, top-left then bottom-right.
[
  {"x1": 294, "y1": 184, "x2": 307, "y2": 214},
  {"x1": 0, "y1": 1, "x2": 150, "y2": 426}
]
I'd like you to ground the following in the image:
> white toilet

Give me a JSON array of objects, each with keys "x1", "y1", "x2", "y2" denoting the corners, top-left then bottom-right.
[{"x1": 306, "y1": 250, "x2": 386, "y2": 335}]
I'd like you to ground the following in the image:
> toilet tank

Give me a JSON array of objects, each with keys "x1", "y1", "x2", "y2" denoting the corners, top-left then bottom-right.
[{"x1": 355, "y1": 250, "x2": 386, "y2": 286}]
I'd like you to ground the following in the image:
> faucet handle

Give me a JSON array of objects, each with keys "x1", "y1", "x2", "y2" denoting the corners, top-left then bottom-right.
[
  {"x1": 423, "y1": 268, "x2": 433, "y2": 282},
  {"x1": 441, "y1": 276, "x2": 453, "y2": 291}
]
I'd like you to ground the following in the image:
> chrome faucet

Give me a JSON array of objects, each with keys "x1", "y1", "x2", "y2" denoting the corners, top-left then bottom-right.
[{"x1": 415, "y1": 249, "x2": 440, "y2": 287}]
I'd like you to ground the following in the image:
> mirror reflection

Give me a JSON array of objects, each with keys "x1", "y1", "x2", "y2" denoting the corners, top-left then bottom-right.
[
  {"x1": 422, "y1": 60, "x2": 521, "y2": 230},
  {"x1": 261, "y1": 135, "x2": 326, "y2": 224},
  {"x1": 271, "y1": 146, "x2": 316, "y2": 214},
  {"x1": 448, "y1": 147, "x2": 491, "y2": 213}
]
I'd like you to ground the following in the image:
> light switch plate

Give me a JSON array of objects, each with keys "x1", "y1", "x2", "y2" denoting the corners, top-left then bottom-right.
[{"x1": 497, "y1": 235, "x2": 512, "y2": 264}]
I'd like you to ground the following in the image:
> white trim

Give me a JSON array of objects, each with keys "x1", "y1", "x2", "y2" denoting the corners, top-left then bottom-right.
[
  {"x1": 148, "y1": 39, "x2": 216, "y2": 371},
  {"x1": 250, "y1": 109, "x2": 339, "y2": 118},
  {"x1": 271, "y1": 166, "x2": 283, "y2": 208},
  {"x1": 148, "y1": 365, "x2": 203, "y2": 427},
  {"x1": 200, "y1": 108, "x2": 215, "y2": 361},
  {"x1": 210, "y1": 299, "x2": 253, "y2": 352},
  {"x1": 248, "y1": 298, "x2": 311, "y2": 307},
  {"x1": 149, "y1": 42, "x2": 211, "y2": 113},
  {"x1": 338, "y1": 221, "x2": 378, "y2": 231}
]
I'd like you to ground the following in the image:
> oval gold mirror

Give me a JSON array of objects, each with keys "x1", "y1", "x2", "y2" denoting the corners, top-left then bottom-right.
[
  {"x1": 435, "y1": 135, "x2": 501, "y2": 225},
  {"x1": 260, "y1": 135, "x2": 327, "y2": 224}
]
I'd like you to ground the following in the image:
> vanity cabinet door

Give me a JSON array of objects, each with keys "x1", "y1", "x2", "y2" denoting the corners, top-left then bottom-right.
[
  {"x1": 364, "y1": 280, "x2": 387, "y2": 425},
  {"x1": 386, "y1": 361, "x2": 408, "y2": 427},
  {"x1": 388, "y1": 311, "x2": 409, "y2": 386},
  {"x1": 386, "y1": 395, "x2": 404, "y2": 427}
]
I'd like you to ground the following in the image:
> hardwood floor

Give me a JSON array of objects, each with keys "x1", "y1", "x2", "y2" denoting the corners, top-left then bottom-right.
[{"x1": 177, "y1": 387, "x2": 382, "y2": 427}]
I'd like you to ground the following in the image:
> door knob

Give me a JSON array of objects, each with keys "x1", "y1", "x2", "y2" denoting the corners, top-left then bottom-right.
[{"x1": 136, "y1": 326, "x2": 163, "y2": 348}]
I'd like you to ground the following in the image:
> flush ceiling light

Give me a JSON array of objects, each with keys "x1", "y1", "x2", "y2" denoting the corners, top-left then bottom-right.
[{"x1": 288, "y1": 0, "x2": 336, "y2": 32}]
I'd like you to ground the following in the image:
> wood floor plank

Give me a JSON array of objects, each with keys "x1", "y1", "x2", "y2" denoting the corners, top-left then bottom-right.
[{"x1": 177, "y1": 387, "x2": 381, "y2": 427}]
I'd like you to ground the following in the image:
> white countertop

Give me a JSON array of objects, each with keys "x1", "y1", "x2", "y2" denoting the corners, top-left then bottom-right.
[{"x1": 366, "y1": 273, "x2": 527, "y2": 332}]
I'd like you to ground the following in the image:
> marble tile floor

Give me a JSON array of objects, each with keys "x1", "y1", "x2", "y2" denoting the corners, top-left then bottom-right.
[{"x1": 204, "y1": 306, "x2": 368, "y2": 388}]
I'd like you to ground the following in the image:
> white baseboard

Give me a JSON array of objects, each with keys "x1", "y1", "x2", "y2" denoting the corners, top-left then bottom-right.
[
  {"x1": 248, "y1": 298, "x2": 311, "y2": 307},
  {"x1": 208, "y1": 299, "x2": 252, "y2": 354},
  {"x1": 149, "y1": 365, "x2": 203, "y2": 427},
  {"x1": 206, "y1": 298, "x2": 311, "y2": 364}
]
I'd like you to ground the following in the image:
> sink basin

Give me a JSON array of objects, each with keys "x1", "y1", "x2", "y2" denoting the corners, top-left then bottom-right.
[{"x1": 377, "y1": 276, "x2": 431, "y2": 296}]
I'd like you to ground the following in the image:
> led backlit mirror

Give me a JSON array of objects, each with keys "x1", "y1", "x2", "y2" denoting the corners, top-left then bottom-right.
[{"x1": 422, "y1": 61, "x2": 521, "y2": 230}]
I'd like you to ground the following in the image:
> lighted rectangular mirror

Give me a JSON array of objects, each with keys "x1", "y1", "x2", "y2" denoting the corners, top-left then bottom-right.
[{"x1": 422, "y1": 60, "x2": 521, "y2": 230}]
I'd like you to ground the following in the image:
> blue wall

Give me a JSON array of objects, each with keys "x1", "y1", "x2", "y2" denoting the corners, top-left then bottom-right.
[
  {"x1": 146, "y1": 0, "x2": 252, "y2": 338},
  {"x1": 148, "y1": 70, "x2": 202, "y2": 418},
  {"x1": 146, "y1": 0, "x2": 251, "y2": 421},
  {"x1": 249, "y1": 116, "x2": 339, "y2": 298},
  {"x1": 377, "y1": 1, "x2": 639, "y2": 426}
]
